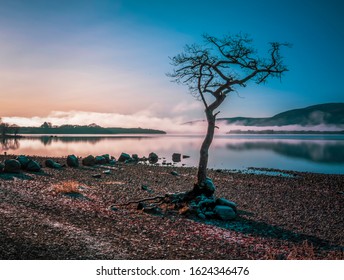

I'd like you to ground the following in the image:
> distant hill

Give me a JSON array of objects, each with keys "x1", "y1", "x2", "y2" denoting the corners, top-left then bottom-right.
[
  {"x1": 18, "y1": 124, "x2": 166, "y2": 135},
  {"x1": 217, "y1": 103, "x2": 344, "y2": 127}
]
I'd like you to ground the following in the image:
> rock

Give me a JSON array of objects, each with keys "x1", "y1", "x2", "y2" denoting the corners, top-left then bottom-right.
[
  {"x1": 82, "y1": 155, "x2": 96, "y2": 166},
  {"x1": 45, "y1": 159, "x2": 62, "y2": 169},
  {"x1": 67, "y1": 155, "x2": 79, "y2": 167},
  {"x1": 92, "y1": 174, "x2": 101, "y2": 178},
  {"x1": 16, "y1": 155, "x2": 30, "y2": 169},
  {"x1": 0, "y1": 162, "x2": 4, "y2": 172},
  {"x1": 172, "y1": 153, "x2": 181, "y2": 162},
  {"x1": 101, "y1": 154, "x2": 110, "y2": 163},
  {"x1": 132, "y1": 154, "x2": 139, "y2": 162},
  {"x1": 109, "y1": 159, "x2": 116, "y2": 165},
  {"x1": 26, "y1": 160, "x2": 41, "y2": 172},
  {"x1": 148, "y1": 152, "x2": 159, "y2": 164},
  {"x1": 118, "y1": 152, "x2": 131, "y2": 163},
  {"x1": 171, "y1": 170, "x2": 179, "y2": 176},
  {"x1": 95, "y1": 156, "x2": 107, "y2": 165},
  {"x1": 200, "y1": 177, "x2": 216, "y2": 197},
  {"x1": 216, "y1": 198, "x2": 237, "y2": 213},
  {"x1": 102, "y1": 170, "x2": 111, "y2": 174},
  {"x1": 213, "y1": 205, "x2": 236, "y2": 220},
  {"x1": 4, "y1": 159, "x2": 21, "y2": 173},
  {"x1": 182, "y1": 155, "x2": 190, "y2": 159},
  {"x1": 198, "y1": 213, "x2": 206, "y2": 219}
]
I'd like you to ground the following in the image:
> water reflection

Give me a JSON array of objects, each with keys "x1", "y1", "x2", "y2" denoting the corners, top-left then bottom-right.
[
  {"x1": 225, "y1": 140, "x2": 344, "y2": 164},
  {"x1": 1, "y1": 134, "x2": 344, "y2": 174}
]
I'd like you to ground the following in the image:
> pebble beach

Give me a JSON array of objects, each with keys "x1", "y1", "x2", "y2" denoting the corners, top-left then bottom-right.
[{"x1": 0, "y1": 155, "x2": 343, "y2": 260}]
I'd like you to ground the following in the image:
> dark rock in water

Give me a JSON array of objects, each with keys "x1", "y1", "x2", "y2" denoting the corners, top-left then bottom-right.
[
  {"x1": 95, "y1": 156, "x2": 107, "y2": 165},
  {"x1": 92, "y1": 174, "x2": 101, "y2": 178},
  {"x1": 182, "y1": 155, "x2": 190, "y2": 159},
  {"x1": 82, "y1": 155, "x2": 96, "y2": 166},
  {"x1": 45, "y1": 159, "x2": 62, "y2": 169},
  {"x1": 101, "y1": 154, "x2": 110, "y2": 163},
  {"x1": 26, "y1": 160, "x2": 41, "y2": 172},
  {"x1": 213, "y1": 205, "x2": 236, "y2": 220},
  {"x1": 148, "y1": 152, "x2": 159, "y2": 164},
  {"x1": 67, "y1": 154, "x2": 79, "y2": 167},
  {"x1": 216, "y1": 198, "x2": 237, "y2": 213},
  {"x1": 171, "y1": 170, "x2": 179, "y2": 176},
  {"x1": 0, "y1": 162, "x2": 4, "y2": 172},
  {"x1": 172, "y1": 153, "x2": 181, "y2": 162},
  {"x1": 4, "y1": 159, "x2": 21, "y2": 173},
  {"x1": 16, "y1": 155, "x2": 30, "y2": 169},
  {"x1": 118, "y1": 152, "x2": 131, "y2": 163}
]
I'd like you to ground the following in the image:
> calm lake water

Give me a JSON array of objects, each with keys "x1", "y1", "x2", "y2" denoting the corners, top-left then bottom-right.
[{"x1": 1, "y1": 134, "x2": 344, "y2": 174}]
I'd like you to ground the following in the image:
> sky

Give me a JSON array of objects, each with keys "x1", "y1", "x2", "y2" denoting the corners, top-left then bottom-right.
[{"x1": 1, "y1": 0, "x2": 343, "y2": 132}]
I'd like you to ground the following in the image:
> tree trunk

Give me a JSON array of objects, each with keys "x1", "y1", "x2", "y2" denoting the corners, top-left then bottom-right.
[{"x1": 197, "y1": 109, "x2": 215, "y2": 185}]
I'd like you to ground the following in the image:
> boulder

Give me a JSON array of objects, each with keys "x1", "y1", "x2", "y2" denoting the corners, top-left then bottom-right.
[
  {"x1": 16, "y1": 155, "x2": 30, "y2": 169},
  {"x1": 67, "y1": 155, "x2": 79, "y2": 167},
  {"x1": 148, "y1": 152, "x2": 159, "y2": 164},
  {"x1": 171, "y1": 170, "x2": 179, "y2": 176},
  {"x1": 172, "y1": 153, "x2": 181, "y2": 162},
  {"x1": 101, "y1": 154, "x2": 110, "y2": 163},
  {"x1": 95, "y1": 156, "x2": 107, "y2": 165},
  {"x1": 213, "y1": 205, "x2": 236, "y2": 220},
  {"x1": 118, "y1": 153, "x2": 131, "y2": 163},
  {"x1": 215, "y1": 198, "x2": 237, "y2": 213},
  {"x1": 82, "y1": 155, "x2": 96, "y2": 166},
  {"x1": 26, "y1": 160, "x2": 41, "y2": 172},
  {"x1": 132, "y1": 154, "x2": 139, "y2": 162},
  {"x1": 45, "y1": 159, "x2": 62, "y2": 169},
  {"x1": 4, "y1": 159, "x2": 21, "y2": 173},
  {"x1": 200, "y1": 177, "x2": 216, "y2": 197}
]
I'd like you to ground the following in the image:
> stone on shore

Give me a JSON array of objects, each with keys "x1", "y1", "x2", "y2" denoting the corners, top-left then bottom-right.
[
  {"x1": 4, "y1": 159, "x2": 21, "y2": 173},
  {"x1": 215, "y1": 198, "x2": 237, "y2": 213},
  {"x1": 16, "y1": 155, "x2": 30, "y2": 169},
  {"x1": 213, "y1": 205, "x2": 237, "y2": 220},
  {"x1": 118, "y1": 153, "x2": 131, "y2": 163},
  {"x1": 0, "y1": 162, "x2": 4, "y2": 172},
  {"x1": 45, "y1": 159, "x2": 62, "y2": 169},
  {"x1": 67, "y1": 155, "x2": 79, "y2": 167},
  {"x1": 148, "y1": 152, "x2": 159, "y2": 164},
  {"x1": 26, "y1": 159, "x2": 41, "y2": 172},
  {"x1": 82, "y1": 155, "x2": 96, "y2": 166},
  {"x1": 95, "y1": 156, "x2": 107, "y2": 165}
]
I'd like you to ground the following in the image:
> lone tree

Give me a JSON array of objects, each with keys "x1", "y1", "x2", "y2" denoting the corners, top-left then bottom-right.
[{"x1": 168, "y1": 33, "x2": 289, "y2": 188}]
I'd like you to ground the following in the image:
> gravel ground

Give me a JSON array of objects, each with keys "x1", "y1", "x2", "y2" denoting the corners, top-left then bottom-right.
[{"x1": 0, "y1": 155, "x2": 343, "y2": 260}]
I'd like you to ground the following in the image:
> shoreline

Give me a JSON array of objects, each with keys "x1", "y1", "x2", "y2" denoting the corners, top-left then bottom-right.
[{"x1": 0, "y1": 155, "x2": 343, "y2": 259}]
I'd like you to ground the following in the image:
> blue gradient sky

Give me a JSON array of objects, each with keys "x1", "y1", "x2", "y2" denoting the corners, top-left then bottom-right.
[{"x1": 1, "y1": 0, "x2": 343, "y2": 129}]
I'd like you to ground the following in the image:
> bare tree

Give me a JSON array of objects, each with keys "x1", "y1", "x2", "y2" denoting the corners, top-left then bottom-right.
[{"x1": 168, "y1": 33, "x2": 289, "y2": 188}]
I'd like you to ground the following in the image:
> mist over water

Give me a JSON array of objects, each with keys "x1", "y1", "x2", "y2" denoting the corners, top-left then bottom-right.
[{"x1": 1, "y1": 134, "x2": 344, "y2": 174}]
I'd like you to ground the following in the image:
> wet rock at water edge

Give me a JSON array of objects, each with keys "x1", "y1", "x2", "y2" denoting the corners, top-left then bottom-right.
[
  {"x1": 213, "y1": 205, "x2": 237, "y2": 220},
  {"x1": 82, "y1": 155, "x2": 96, "y2": 166},
  {"x1": 16, "y1": 155, "x2": 30, "y2": 169},
  {"x1": 45, "y1": 159, "x2": 62, "y2": 169},
  {"x1": 118, "y1": 153, "x2": 131, "y2": 163},
  {"x1": 172, "y1": 153, "x2": 181, "y2": 162},
  {"x1": 95, "y1": 156, "x2": 107, "y2": 165},
  {"x1": 148, "y1": 152, "x2": 159, "y2": 164},
  {"x1": 67, "y1": 154, "x2": 79, "y2": 167},
  {"x1": 0, "y1": 162, "x2": 4, "y2": 172},
  {"x1": 132, "y1": 154, "x2": 139, "y2": 162},
  {"x1": 4, "y1": 159, "x2": 21, "y2": 173},
  {"x1": 101, "y1": 154, "x2": 111, "y2": 163},
  {"x1": 26, "y1": 159, "x2": 41, "y2": 172}
]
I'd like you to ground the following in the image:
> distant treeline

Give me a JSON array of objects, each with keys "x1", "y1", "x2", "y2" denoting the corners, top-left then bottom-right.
[
  {"x1": 227, "y1": 130, "x2": 344, "y2": 134},
  {"x1": 19, "y1": 125, "x2": 166, "y2": 135}
]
